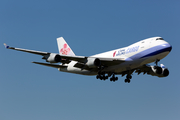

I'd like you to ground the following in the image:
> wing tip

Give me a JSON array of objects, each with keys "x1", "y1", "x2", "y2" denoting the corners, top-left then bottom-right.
[{"x1": 4, "y1": 43, "x2": 9, "y2": 49}]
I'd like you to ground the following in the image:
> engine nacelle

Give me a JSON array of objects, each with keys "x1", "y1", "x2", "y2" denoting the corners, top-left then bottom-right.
[
  {"x1": 86, "y1": 58, "x2": 101, "y2": 68},
  {"x1": 162, "y1": 68, "x2": 169, "y2": 77},
  {"x1": 151, "y1": 66, "x2": 162, "y2": 74},
  {"x1": 45, "y1": 53, "x2": 61, "y2": 63},
  {"x1": 148, "y1": 66, "x2": 169, "y2": 77}
]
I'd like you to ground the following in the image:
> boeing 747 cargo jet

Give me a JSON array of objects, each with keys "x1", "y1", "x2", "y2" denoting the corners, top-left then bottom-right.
[{"x1": 4, "y1": 37, "x2": 172, "y2": 83}]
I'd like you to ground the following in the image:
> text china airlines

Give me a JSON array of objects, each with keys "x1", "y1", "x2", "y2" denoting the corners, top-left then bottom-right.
[{"x1": 115, "y1": 46, "x2": 139, "y2": 56}]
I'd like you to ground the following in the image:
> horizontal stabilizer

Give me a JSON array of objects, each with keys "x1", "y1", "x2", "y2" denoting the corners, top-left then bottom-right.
[{"x1": 32, "y1": 62, "x2": 67, "y2": 68}]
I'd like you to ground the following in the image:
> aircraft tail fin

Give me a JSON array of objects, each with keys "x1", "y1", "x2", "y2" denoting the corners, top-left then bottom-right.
[{"x1": 57, "y1": 37, "x2": 75, "y2": 56}]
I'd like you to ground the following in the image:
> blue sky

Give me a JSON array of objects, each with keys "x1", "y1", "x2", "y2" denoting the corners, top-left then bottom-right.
[{"x1": 0, "y1": 0, "x2": 179, "y2": 120}]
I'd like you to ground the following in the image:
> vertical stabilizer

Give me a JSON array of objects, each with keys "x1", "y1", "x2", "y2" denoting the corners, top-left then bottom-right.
[{"x1": 57, "y1": 37, "x2": 75, "y2": 56}]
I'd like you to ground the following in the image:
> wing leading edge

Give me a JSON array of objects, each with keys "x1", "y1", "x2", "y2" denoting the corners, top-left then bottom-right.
[{"x1": 4, "y1": 43, "x2": 49, "y2": 55}]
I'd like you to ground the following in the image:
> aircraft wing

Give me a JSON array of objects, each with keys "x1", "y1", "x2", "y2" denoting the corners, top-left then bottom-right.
[
  {"x1": 134, "y1": 65, "x2": 151, "y2": 75},
  {"x1": 73, "y1": 57, "x2": 125, "y2": 70},
  {"x1": 60, "y1": 55, "x2": 87, "y2": 63},
  {"x1": 4, "y1": 43, "x2": 49, "y2": 55},
  {"x1": 97, "y1": 57, "x2": 125, "y2": 66},
  {"x1": 4, "y1": 43, "x2": 125, "y2": 68},
  {"x1": 134, "y1": 64, "x2": 168, "y2": 78},
  {"x1": 60, "y1": 55, "x2": 125, "y2": 65}
]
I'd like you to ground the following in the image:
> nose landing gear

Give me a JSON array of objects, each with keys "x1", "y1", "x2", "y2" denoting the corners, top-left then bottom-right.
[{"x1": 155, "y1": 59, "x2": 160, "y2": 66}]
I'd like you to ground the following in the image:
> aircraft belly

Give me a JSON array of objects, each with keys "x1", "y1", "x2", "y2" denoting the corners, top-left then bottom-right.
[{"x1": 102, "y1": 59, "x2": 141, "y2": 73}]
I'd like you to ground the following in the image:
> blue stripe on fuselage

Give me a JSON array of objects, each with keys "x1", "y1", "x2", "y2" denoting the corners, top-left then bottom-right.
[{"x1": 125, "y1": 43, "x2": 172, "y2": 61}]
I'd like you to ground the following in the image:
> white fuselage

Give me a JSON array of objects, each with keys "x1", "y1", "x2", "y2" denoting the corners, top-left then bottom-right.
[{"x1": 59, "y1": 37, "x2": 172, "y2": 75}]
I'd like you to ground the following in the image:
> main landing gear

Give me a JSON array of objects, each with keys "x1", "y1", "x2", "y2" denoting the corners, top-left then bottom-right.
[
  {"x1": 110, "y1": 74, "x2": 118, "y2": 82},
  {"x1": 96, "y1": 72, "x2": 132, "y2": 83},
  {"x1": 124, "y1": 74, "x2": 132, "y2": 83},
  {"x1": 96, "y1": 73, "x2": 118, "y2": 82},
  {"x1": 96, "y1": 73, "x2": 108, "y2": 80}
]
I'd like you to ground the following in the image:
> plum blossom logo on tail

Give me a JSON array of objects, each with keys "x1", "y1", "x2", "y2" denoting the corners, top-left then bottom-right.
[
  {"x1": 60, "y1": 44, "x2": 71, "y2": 55},
  {"x1": 113, "y1": 51, "x2": 116, "y2": 57}
]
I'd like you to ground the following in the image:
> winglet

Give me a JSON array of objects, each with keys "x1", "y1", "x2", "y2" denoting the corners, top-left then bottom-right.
[{"x1": 4, "y1": 43, "x2": 9, "y2": 49}]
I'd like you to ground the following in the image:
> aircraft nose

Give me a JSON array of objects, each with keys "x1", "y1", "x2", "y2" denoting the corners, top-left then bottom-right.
[
  {"x1": 167, "y1": 44, "x2": 172, "y2": 52},
  {"x1": 161, "y1": 43, "x2": 172, "y2": 52}
]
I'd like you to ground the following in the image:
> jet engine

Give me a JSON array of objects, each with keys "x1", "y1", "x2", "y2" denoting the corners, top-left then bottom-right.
[
  {"x1": 86, "y1": 58, "x2": 101, "y2": 68},
  {"x1": 148, "y1": 65, "x2": 169, "y2": 77},
  {"x1": 161, "y1": 68, "x2": 169, "y2": 77},
  {"x1": 44, "y1": 53, "x2": 61, "y2": 63},
  {"x1": 151, "y1": 66, "x2": 162, "y2": 74}
]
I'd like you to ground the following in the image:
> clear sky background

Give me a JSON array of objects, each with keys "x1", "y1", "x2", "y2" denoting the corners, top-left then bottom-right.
[{"x1": 0, "y1": 0, "x2": 179, "y2": 120}]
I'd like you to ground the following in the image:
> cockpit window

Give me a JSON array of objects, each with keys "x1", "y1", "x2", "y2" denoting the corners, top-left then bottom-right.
[{"x1": 156, "y1": 38, "x2": 164, "y2": 40}]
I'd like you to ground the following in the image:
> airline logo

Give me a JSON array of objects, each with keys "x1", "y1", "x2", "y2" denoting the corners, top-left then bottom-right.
[
  {"x1": 60, "y1": 43, "x2": 71, "y2": 55},
  {"x1": 113, "y1": 51, "x2": 116, "y2": 57}
]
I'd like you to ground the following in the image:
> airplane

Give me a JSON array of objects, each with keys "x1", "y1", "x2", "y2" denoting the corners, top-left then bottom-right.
[{"x1": 4, "y1": 37, "x2": 172, "y2": 83}]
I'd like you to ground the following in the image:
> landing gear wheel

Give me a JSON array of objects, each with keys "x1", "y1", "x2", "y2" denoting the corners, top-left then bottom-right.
[
  {"x1": 125, "y1": 73, "x2": 132, "y2": 83},
  {"x1": 125, "y1": 79, "x2": 130, "y2": 83},
  {"x1": 128, "y1": 79, "x2": 131, "y2": 83},
  {"x1": 110, "y1": 74, "x2": 118, "y2": 82}
]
